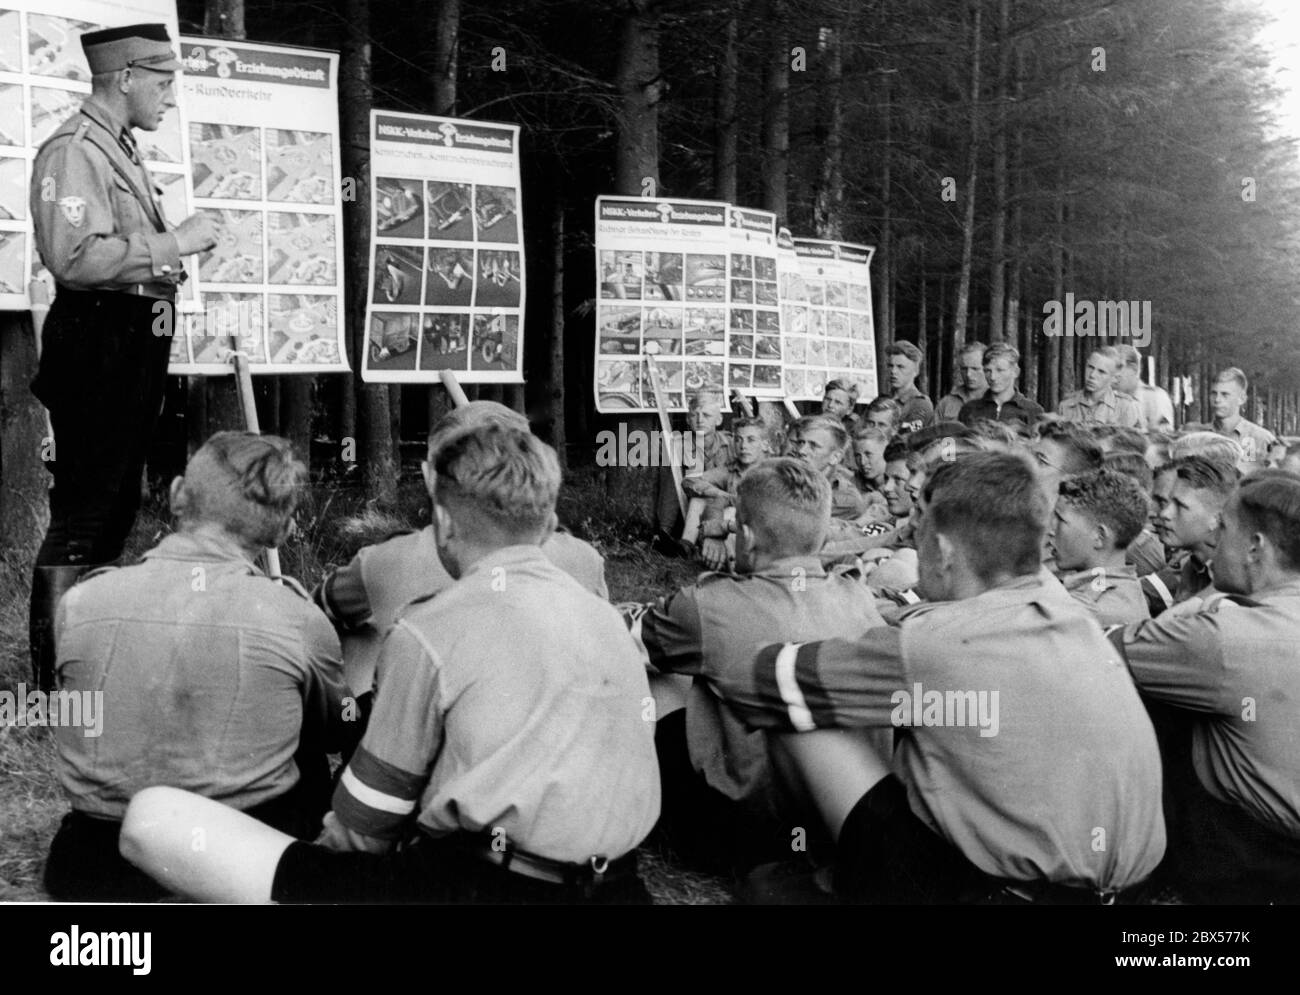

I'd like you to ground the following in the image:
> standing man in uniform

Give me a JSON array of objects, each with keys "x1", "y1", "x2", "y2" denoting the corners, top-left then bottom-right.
[
  {"x1": 882, "y1": 341, "x2": 935, "y2": 436},
  {"x1": 27, "y1": 25, "x2": 217, "y2": 692},
  {"x1": 1198, "y1": 367, "x2": 1277, "y2": 474},
  {"x1": 933, "y1": 341, "x2": 987, "y2": 423},
  {"x1": 957, "y1": 343, "x2": 1044, "y2": 431},
  {"x1": 1114, "y1": 345, "x2": 1174, "y2": 431},
  {"x1": 1056, "y1": 346, "x2": 1146, "y2": 429}
]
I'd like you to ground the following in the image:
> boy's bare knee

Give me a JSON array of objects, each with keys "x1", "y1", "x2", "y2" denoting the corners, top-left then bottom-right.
[{"x1": 119, "y1": 786, "x2": 188, "y2": 865}]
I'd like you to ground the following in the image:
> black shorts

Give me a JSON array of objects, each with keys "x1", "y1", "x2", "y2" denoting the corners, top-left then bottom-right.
[
  {"x1": 834, "y1": 774, "x2": 994, "y2": 904},
  {"x1": 271, "y1": 834, "x2": 652, "y2": 905}
]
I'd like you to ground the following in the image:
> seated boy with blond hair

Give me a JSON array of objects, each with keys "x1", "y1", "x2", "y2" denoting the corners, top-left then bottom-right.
[
  {"x1": 627, "y1": 457, "x2": 884, "y2": 875},
  {"x1": 1048, "y1": 469, "x2": 1152, "y2": 625}
]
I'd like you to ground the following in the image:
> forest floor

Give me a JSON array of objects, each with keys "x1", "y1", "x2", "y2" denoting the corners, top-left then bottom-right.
[{"x1": 0, "y1": 469, "x2": 734, "y2": 904}]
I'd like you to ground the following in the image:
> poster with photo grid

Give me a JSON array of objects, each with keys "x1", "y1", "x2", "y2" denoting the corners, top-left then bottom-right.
[
  {"x1": 363, "y1": 111, "x2": 524, "y2": 384},
  {"x1": 780, "y1": 234, "x2": 877, "y2": 403},
  {"x1": 594, "y1": 196, "x2": 736, "y2": 413},
  {"x1": 168, "y1": 37, "x2": 345, "y2": 373},
  {"x1": 0, "y1": 0, "x2": 193, "y2": 311}
]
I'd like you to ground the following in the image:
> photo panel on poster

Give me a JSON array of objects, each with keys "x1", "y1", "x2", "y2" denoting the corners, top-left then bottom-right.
[
  {"x1": 171, "y1": 37, "x2": 347, "y2": 373},
  {"x1": 363, "y1": 112, "x2": 525, "y2": 383}
]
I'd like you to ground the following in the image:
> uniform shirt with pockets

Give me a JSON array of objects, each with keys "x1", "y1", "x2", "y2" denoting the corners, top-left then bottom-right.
[
  {"x1": 1112, "y1": 583, "x2": 1300, "y2": 839},
  {"x1": 634, "y1": 557, "x2": 883, "y2": 802},
  {"x1": 719, "y1": 570, "x2": 1166, "y2": 890},
  {"x1": 328, "y1": 545, "x2": 660, "y2": 862},
  {"x1": 31, "y1": 95, "x2": 182, "y2": 292},
  {"x1": 1057, "y1": 387, "x2": 1146, "y2": 429},
  {"x1": 53, "y1": 530, "x2": 349, "y2": 820}
]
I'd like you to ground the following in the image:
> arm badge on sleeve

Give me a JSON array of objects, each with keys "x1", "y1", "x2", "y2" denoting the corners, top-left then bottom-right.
[{"x1": 58, "y1": 196, "x2": 87, "y2": 227}]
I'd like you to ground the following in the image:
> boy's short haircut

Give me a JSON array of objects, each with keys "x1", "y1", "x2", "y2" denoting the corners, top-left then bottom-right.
[
  {"x1": 1169, "y1": 431, "x2": 1242, "y2": 465},
  {"x1": 688, "y1": 387, "x2": 726, "y2": 411},
  {"x1": 852, "y1": 425, "x2": 892, "y2": 446},
  {"x1": 884, "y1": 439, "x2": 911, "y2": 465},
  {"x1": 982, "y1": 342, "x2": 1020, "y2": 366},
  {"x1": 1090, "y1": 345, "x2": 1122, "y2": 366},
  {"x1": 1235, "y1": 470, "x2": 1300, "y2": 570},
  {"x1": 735, "y1": 457, "x2": 831, "y2": 556},
  {"x1": 175, "y1": 431, "x2": 307, "y2": 548},
  {"x1": 1035, "y1": 419, "x2": 1105, "y2": 474},
  {"x1": 731, "y1": 416, "x2": 766, "y2": 436},
  {"x1": 922, "y1": 452, "x2": 1046, "y2": 583},
  {"x1": 792, "y1": 414, "x2": 849, "y2": 452},
  {"x1": 1215, "y1": 367, "x2": 1249, "y2": 392},
  {"x1": 433, "y1": 423, "x2": 560, "y2": 540},
  {"x1": 1116, "y1": 344, "x2": 1143, "y2": 370},
  {"x1": 427, "y1": 400, "x2": 528, "y2": 461},
  {"x1": 1102, "y1": 451, "x2": 1155, "y2": 493},
  {"x1": 959, "y1": 340, "x2": 987, "y2": 360},
  {"x1": 884, "y1": 341, "x2": 923, "y2": 365},
  {"x1": 824, "y1": 378, "x2": 859, "y2": 402},
  {"x1": 1168, "y1": 455, "x2": 1239, "y2": 501},
  {"x1": 966, "y1": 418, "x2": 1026, "y2": 446},
  {"x1": 1057, "y1": 469, "x2": 1150, "y2": 549},
  {"x1": 1093, "y1": 425, "x2": 1148, "y2": 456},
  {"x1": 865, "y1": 396, "x2": 903, "y2": 425}
]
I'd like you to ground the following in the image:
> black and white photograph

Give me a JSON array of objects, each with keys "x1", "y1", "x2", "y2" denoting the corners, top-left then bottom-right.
[
  {"x1": 371, "y1": 242, "x2": 423, "y2": 305},
  {"x1": 3, "y1": 3, "x2": 1300, "y2": 956},
  {"x1": 424, "y1": 246, "x2": 473, "y2": 305}
]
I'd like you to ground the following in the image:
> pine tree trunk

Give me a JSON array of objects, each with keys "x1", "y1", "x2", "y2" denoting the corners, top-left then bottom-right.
[
  {"x1": 760, "y1": 0, "x2": 790, "y2": 220},
  {"x1": 951, "y1": 0, "x2": 982, "y2": 346},
  {"x1": 610, "y1": 1, "x2": 663, "y2": 521},
  {"x1": 987, "y1": 0, "x2": 1010, "y2": 343},
  {"x1": 340, "y1": 0, "x2": 396, "y2": 503},
  {"x1": 813, "y1": 20, "x2": 844, "y2": 240},
  {"x1": 713, "y1": 2, "x2": 739, "y2": 202},
  {"x1": 550, "y1": 194, "x2": 567, "y2": 470}
]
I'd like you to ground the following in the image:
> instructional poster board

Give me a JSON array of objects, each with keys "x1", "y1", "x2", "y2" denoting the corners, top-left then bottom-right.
[
  {"x1": 784, "y1": 236, "x2": 877, "y2": 402},
  {"x1": 594, "y1": 196, "x2": 730, "y2": 413},
  {"x1": 724, "y1": 206, "x2": 783, "y2": 398},
  {"x1": 170, "y1": 37, "x2": 346, "y2": 373},
  {"x1": 0, "y1": 0, "x2": 191, "y2": 311},
  {"x1": 363, "y1": 111, "x2": 524, "y2": 384}
]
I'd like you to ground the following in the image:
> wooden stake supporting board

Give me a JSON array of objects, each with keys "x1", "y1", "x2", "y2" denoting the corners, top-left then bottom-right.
[{"x1": 228, "y1": 347, "x2": 283, "y2": 582}]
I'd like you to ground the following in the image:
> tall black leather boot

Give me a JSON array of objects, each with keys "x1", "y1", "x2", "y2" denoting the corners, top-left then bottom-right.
[{"x1": 29, "y1": 565, "x2": 91, "y2": 693}]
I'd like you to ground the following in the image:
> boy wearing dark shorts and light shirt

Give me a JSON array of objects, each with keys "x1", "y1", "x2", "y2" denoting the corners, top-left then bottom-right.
[
  {"x1": 627, "y1": 458, "x2": 885, "y2": 874},
  {"x1": 716, "y1": 453, "x2": 1166, "y2": 903},
  {"x1": 47, "y1": 432, "x2": 352, "y2": 901},
  {"x1": 118, "y1": 423, "x2": 660, "y2": 904}
]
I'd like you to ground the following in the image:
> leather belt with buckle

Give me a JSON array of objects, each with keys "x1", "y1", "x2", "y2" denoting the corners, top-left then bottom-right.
[{"x1": 466, "y1": 838, "x2": 636, "y2": 890}]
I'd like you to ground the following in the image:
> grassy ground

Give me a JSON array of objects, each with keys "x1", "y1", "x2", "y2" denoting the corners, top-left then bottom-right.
[{"x1": 0, "y1": 470, "x2": 733, "y2": 904}]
